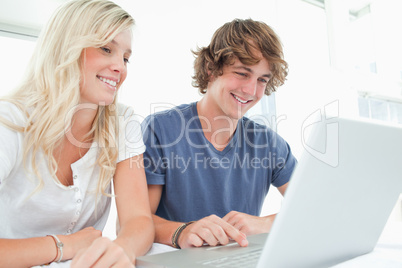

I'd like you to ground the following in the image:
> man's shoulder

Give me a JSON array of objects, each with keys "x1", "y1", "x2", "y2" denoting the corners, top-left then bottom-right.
[
  {"x1": 241, "y1": 117, "x2": 293, "y2": 153},
  {"x1": 143, "y1": 102, "x2": 195, "y2": 124},
  {"x1": 240, "y1": 116, "x2": 283, "y2": 144},
  {"x1": 241, "y1": 116, "x2": 273, "y2": 132}
]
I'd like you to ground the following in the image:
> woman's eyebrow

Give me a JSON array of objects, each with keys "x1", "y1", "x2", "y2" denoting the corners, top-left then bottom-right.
[{"x1": 111, "y1": 39, "x2": 132, "y2": 54}]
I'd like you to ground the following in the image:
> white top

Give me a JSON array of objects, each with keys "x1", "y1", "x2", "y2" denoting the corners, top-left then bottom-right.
[{"x1": 0, "y1": 101, "x2": 145, "y2": 238}]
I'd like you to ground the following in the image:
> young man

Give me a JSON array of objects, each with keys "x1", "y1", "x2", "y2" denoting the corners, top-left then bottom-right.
[{"x1": 141, "y1": 19, "x2": 297, "y2": 249}]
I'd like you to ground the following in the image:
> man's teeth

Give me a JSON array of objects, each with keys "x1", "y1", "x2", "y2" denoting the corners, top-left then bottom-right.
[
  {"x1": 98, "y1": 76, "x2": 117, "y2": 87},
  {"x1": 233, "y1": 94, "x2": 248, "y2": 104}
]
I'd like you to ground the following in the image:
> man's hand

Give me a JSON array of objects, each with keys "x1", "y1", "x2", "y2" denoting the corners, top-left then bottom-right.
[
  {"x1": 223, "y1": 211, "x2": 276, "y2": 235},
  {"x1": 177, "y1": 215, "x2": 248, "y2": 249}
]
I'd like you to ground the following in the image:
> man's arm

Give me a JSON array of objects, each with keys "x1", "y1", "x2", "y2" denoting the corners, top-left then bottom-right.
[
  {"x1": 277, "y1": 182, "x2": 289, "y2": 196},
  {"x1": 148, "y1": 185, "x2": 248, "y2": 249},
  {"x1": 223, "y1": 182, "x2": 289, "y2": 235},
  {"x1": 148, "y1": 184, "x2": 182, "y2": 246}
]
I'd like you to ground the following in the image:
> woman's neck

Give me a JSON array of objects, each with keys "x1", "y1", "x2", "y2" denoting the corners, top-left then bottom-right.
[{"x1": 67, "y1": 103, "x2": 98, "y2": 147}]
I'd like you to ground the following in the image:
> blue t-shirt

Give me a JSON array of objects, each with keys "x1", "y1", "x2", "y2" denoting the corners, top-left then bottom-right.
[{"x1": 141, "y1": 102, "x2": 297, "y2": 222}]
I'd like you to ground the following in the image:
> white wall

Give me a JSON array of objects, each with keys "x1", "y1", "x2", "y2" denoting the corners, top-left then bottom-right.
[{"x1": 115, "y1": 0, "x2": 282, "y2": 119}]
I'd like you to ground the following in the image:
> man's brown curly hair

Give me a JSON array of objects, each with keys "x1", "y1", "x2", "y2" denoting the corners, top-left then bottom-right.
[{"x1": 192, "y1": 18, "x2": 288, "y2": 96}]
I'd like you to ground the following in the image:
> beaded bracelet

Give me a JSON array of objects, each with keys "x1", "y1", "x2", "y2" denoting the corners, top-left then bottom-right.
[{"x1": 171, "y1": 221, "x2": 195, "y2": 249}]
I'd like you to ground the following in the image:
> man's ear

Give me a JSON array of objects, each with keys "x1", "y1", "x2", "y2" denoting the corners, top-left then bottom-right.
[
  {"x1": 207, "y1": 73, "x2": 217, "y2": 85},
  {"x1": 206, "y1": 63, "x2": 212, "y2": 79},
  {"x1": 206, "y1": 66, "x2": 216, "y2": 82}
]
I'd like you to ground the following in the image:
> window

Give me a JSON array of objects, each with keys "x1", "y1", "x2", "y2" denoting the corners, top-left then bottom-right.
[
  {"x1": 246, "y1": 94, "x2": 277, "y2": 130},
  {"x1": 358, "y1": 94, "x2": 402, "y2": 124},
  {"x1": 304, "y1": 0, "x2": 402, "y2": 122},
  {"x1": 0, "y1": 36, "x2": 36, "y2": 96}
]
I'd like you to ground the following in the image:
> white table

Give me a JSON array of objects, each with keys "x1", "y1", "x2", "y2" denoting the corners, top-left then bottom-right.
[
  {"x1": 35, "y1": 220, "x2": 402, "y2": 267},
  {"x1": 144, "y1": 220, "x2": 402, "y2": 267},
  {"x1": 331, "y1": 220, "x2": 402, "y2": 267}
]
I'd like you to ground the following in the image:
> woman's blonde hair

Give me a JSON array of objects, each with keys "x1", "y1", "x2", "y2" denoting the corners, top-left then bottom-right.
[{"x1": 0, "y1": 0, "x2": 134, "y2": 195}]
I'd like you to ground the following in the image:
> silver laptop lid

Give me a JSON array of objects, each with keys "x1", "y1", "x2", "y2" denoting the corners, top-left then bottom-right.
[{"x1": 258, "y1": 117, "x2": 402, "y2": 267}]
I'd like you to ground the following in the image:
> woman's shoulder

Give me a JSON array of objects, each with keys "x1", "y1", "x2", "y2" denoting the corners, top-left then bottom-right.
[
  {"x1": 0, "y1": 100, "x2": 24, "y2": 113},
  {"x1": 0, "y1": 100, "x2": 28, "y2": 126},
  {"x1": 116, "y1": 103, "x2": 136, "y2": 118},
  {"x1": 115, "y1": 103, "x2": 143, "y2": 132}
]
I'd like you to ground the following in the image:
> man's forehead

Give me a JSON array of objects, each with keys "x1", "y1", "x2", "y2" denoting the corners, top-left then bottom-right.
[{"x1": 231, "y1": 59, "x2": 272, "y2": 76}]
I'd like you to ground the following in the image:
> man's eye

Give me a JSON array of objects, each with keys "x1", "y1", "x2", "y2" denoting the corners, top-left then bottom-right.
[
  {"x1": 259, "y1": 78, "x2": 268, "y2": 83},
  {"x1": 236, "y1": 72, "x2": 247, "y2": 77},
  {"x1": 101, "y1": 47, "x2": 111, "y2": 53}
]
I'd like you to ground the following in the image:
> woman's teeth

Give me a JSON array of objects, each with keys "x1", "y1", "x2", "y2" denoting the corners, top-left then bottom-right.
[{"x1": 98, "y1": 76, "x2": 117, "y2": 87}]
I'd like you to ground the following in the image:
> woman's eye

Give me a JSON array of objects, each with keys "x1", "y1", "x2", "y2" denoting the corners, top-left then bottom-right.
[
  {"x1": 101, "y1": 47, "x2": 111, "y2": 53},
  {"x1": 124, "y1": 58, "x2": 130, "y2": 64}
]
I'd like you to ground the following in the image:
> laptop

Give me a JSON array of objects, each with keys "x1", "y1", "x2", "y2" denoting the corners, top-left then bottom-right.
[{"x1": 137, "y1": 116, "x2": 402, "y2": 268}]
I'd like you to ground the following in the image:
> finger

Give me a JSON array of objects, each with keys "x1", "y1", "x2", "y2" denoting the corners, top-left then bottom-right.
[
  {"x1": 182, "y1": 219, "x2": 226, "y2": 247},
  {"x1": 223, "y1": 211, "x2": 244, "y2": 228},
  {"x1": 225, "y1": 217, "x2": 239, "y2": 229},
  {"x1": 197, "y1": 227, "x2": 220, "y2": 246},
  {"x1": 71, "y1": 248, "x2": 86, "y2": 268},
  {"x1": 233, "y1": 221, "x2": 246, "y2": 233},
  {"x1": 212, "y1": 225, "x2": 230, "y2": 245},
  {"x1": 91, "y1": 243, "x2": 127, "y2": 268},
  {"x1": 204, "y1": 224, "x2": 230, "y2": 246},
  {"x1": 207, "y1": 216, "x2": 248, "y2": 247},
  {"x1": 217, "y1": 221, "x2": 248, "y2": 247},
  {"x1": 198, "y1": 216, "x2": 230, "y2": 245},
  {"x1": 110, "y1": 260, "x2": 135, "y2": 268},
  {"x1": 222, "y1": 211, "x2": 237, "y2": 222},
  {"x1": 186, "y1": 232, "x2": 205, "y2": 248},
  {"x1": 228, "y1": 215, "x2": 246, "y2": 231},
  {"x1": 72, "y1": 237, "x2": 110, "y2": 267}
]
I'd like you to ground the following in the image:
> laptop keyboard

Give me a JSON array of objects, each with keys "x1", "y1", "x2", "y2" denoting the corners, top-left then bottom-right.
[{"x1": 201, "y1": 248, "x2": 262, "y2": 267}]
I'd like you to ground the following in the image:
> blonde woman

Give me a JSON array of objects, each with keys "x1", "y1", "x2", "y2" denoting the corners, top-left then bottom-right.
[{"x1": 0, "y1": 0, "x2": 153, "y2": 267}]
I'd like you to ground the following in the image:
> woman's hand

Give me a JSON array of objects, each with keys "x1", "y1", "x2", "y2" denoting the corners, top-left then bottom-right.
[
  {"x1": 71, "y1": 237, "x2": 134, "y2": 268},
  {"x1": 59, "y1": 226, "x2": 102, "y2": 260}
]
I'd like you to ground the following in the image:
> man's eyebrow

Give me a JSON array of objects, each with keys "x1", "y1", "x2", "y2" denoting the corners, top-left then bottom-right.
[
  {"x1": 111, "y1": 39, "x2": 132, "y2": 54},
  {"x1": 234, "y1": 66, "x2": 272, "y2": 78}
]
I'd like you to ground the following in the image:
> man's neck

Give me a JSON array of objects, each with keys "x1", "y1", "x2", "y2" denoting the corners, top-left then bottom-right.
[{"x1": 196, "y1": 98, "x2": 239, "y2": 151}]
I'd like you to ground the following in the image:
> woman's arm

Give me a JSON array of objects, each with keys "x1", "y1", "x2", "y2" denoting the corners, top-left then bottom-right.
[
  {"x1": 0, "y1": 236, "x2": 59, "y2": 267},
  {"x1": 0, "y1": 227, "x2": 101, "y2": 267},
  {"x1": 71, "y1": 154, "x2": 154, "y2": 267},
  {"x1": 113, "y1": 154, "x2": 154, "y2": 260}
]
